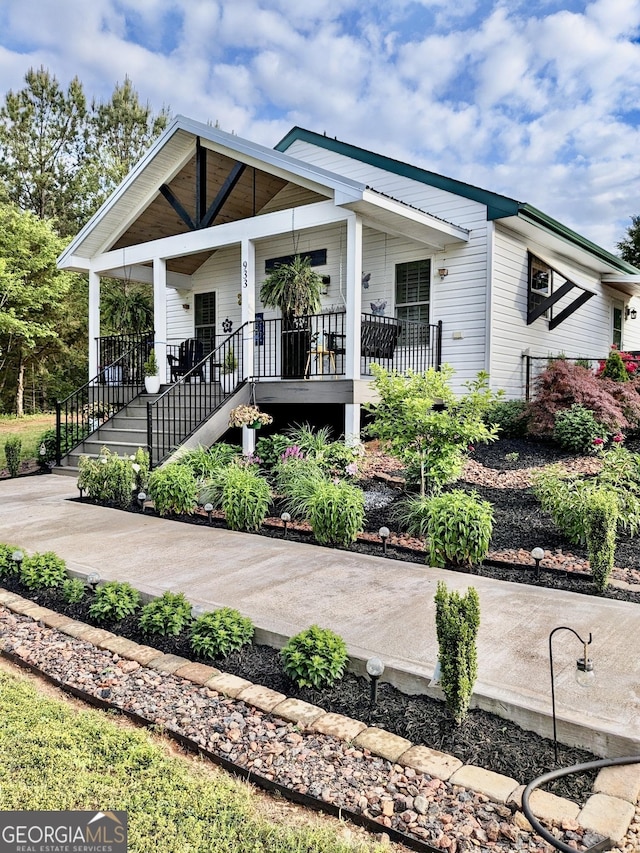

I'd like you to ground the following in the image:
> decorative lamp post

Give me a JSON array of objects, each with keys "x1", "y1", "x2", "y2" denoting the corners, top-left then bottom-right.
[
  {"x1": 379, "y1": 526, "x2": 390, "y2": 555},
  {"x1": 366, "y1": 657, "x2": 385, "y2": 708},
  {"x1": 204, "y1": 503, "x2": 214, "y2": 525},
  {"x1": 549, "y1": 626, "x2": 594, "y2": 763},
  {"x1": 281, "y1": 512, "x2": 291, "y2": 538},
  {"x1": 137, "y1": 491, "x2": 146, "y2": 510}
]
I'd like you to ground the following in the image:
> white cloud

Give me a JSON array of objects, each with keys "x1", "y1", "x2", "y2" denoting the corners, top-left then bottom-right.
[{"x1": 0, "y1": 0, "x2": 639, "y2": 250}]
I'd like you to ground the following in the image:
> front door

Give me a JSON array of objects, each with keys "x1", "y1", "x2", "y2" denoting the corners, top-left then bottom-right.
[{"x1": 195, "y1": 292, "x2": 216, "y2": 356}]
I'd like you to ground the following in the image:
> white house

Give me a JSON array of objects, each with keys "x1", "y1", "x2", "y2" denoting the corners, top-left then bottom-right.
[{"x1": 57, "y1": 116, "x2": 640, "y2": 467}]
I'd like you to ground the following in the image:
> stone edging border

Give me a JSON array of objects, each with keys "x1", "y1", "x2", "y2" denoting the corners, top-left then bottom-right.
[{"x1": 1, "y1": 588, "x2": 638, "y2": 847}]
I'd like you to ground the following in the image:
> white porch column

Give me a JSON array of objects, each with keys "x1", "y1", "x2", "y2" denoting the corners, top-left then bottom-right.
[
  {"x1": 344, "y1": 214, "x2": 363, "y2": 444},
  {"x1": 88, "y1": 269, "x2": 100, "y2": 380},
  {"x1": 345, "y1": 214, "x2": 363, "y2": 378},
  {"x1": 240, "y1": 238, "x2": 256, "y2": 381},
  {"x1": 153, "y1": 257, "x2": 168, "y2": 383}
]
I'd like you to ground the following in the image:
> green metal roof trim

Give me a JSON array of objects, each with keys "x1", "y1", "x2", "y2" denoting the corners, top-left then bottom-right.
[
  {"x1": 517, "y1": 204, "x2": 639, "y2": 275},
  {"x1": 275, "y1": 127, "x2": 521, "y2": 220},
  {"x1": 276, "y1": 127, "x2": 639, "y2": 276}
]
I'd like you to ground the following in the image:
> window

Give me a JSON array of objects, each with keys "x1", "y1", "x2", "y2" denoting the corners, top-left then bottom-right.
[
  {"x1": 613, "y1": 301, "x2": 623, "y2": 349},
  {"x1": 529, "y1": 255, "x2": 551, "y2": 318},
  {"x1": 395, "y1": 260, "x2": 431, "y2": 325},
  {"x1": 195, "y1": 292, "x2": 216, "y2": 356}
]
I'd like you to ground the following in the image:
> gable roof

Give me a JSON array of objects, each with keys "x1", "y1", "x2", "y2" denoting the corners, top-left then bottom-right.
[{"x1": 276, "y1": 127, "x2": 639, "y2": 276}]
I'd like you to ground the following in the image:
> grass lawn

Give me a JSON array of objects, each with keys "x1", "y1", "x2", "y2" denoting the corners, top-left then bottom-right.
[
  {"x1": 0, "y1": 667, "x2": 386, "y2": 853},
  {"x1": 0, "y1": 413, "x2": 55, "y2": 468}
]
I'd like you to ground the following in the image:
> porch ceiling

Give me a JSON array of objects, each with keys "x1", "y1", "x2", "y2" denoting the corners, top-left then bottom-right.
[{"x1": 111, "y1": 153, "x2": 322, "y2": 275}]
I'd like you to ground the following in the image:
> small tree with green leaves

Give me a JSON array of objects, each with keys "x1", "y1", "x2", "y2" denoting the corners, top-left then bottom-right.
[
  {"x1": 434, "y1": 581, "x2": 480, "y2": 726},
  {"x1": 584, "y1": 490, "x2": 618, "y2": 592},
  {"x1": 367, "y1": 365, "x2": 499, "y2": 495},
  {"x1": 4, "y1": 436, "x2": 21, "y2": 477}
]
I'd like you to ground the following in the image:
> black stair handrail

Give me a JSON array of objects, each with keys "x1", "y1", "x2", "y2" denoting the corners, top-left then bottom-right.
[
  {"x1": 146, "y1": 325, "x2": 247, "y2": 468},
  {"x1": 55, "y1": 336, "x2": 150, "y2": 465}
]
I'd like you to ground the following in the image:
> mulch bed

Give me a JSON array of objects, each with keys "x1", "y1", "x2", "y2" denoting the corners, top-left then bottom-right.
[
  {"x1": 2, "y1": 573, "x2": 600, "y2": 805},
  {"x1": 6, "y1": 436, "x2": 639, "y2": 804}
]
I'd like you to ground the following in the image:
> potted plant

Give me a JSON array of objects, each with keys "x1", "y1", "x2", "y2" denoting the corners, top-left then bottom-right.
[
  {"x1": 260, "y1": 254, "x2": 324, "y2": 378},
  {"x1": 220, "y1": 348, "x2": 238, "y2": 394},
  {"x1": 143, "y1": 349, "x2": 161, "y2": 394},
  {"x1": 228, "y1": 404, "x2": 273, "y2": 429}
]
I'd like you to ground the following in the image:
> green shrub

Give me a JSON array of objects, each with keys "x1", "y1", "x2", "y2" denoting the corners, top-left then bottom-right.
[
  {"x1": 305, "y1": 479, "x2": 365, "y2": 547},
  {"x1": 599, "y1": 445, "x2": 640, "y2": 536},
  {"x1": 434, "y1": 581, "x2": 480, "y2": 725},
  {"x1": 600, "y1": 349, "x2": 629, "y2": 382},
  {"x1": 484, "y1": 399, "x2": 528, "y2": 438},
  {"x1": 553, "y1": 404, "x2": 608, "y2": 454},
  {"x1": 139, "y1": 591, "x2": 193, "y2": 637},
  {"x1": 190, "y1": 608, "x2": 254, "y2": 659},
  {"x1": 281, "y1": 625, "x2": 348, "y2": 689},
  {"x1": 220, "y1": 466, "x2": 271, "y2": 531},
  {"x1": 584, "y1": 490, "x2": 618, "y2": 591},
  {"x1": 148, "y1": 463, "x2": 198, "y2": 516},
  {"x1": 393, "y1": 494, "x2": 432, "y2": 538},
  {"x1": 425, "y1": 490, "x2": 493, "y2": 567},
  {"x1": 275, "y1": 457, "x2": 325, "y2": 503},
  {"x1": 175, "y1": 443, "x2": 240, "y2": 479},
  {"x1": 88, "y1": 581, "x2": 141, "y2": 623},
  {"x1": 77, "y1": 448, "x2": 134, "y2": 507},
  {"x1": 254, "y1": 433, "x2": 292, "y2": 471},
  {"x1": 130, "y1": 447, "x2": 149, "y2": 491},
  {"x1": 4, "y1": 436, "x2": 21, "y2": 477},
  {"x1": 0, "y1": 543, "x2": 23, "y2": 579},
  {"x1": 61, "y1": 577, "x2": 86, "y2": 604},
  {"x1": 20, "y1": 551, "x2": 67, "y2": 590}
]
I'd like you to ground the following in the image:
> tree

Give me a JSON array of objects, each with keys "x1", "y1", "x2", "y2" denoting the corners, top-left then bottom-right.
[
  {"x1": 434, "y1": 581, "x2": 480, "y2": 726},
  {"x1": 366, "y1": 365, "x2": 499, "y2": 495},
  {"x1": 0, "y1": 66, "x2": 88, "y2": 236},
  {"x1": 0, "y1": 203, "x2": 74, "y2": 414},
  {"x1": 617, "y1": 215, "x2": 640, "y2": 269},
  {"x1": 87, "y1": 76, "x2": 170, "y2": 207}
]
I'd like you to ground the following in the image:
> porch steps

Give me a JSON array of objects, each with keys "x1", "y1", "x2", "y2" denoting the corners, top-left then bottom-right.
[{"x1": 54, "y1": 389, "x2": 170, "y2": 473}]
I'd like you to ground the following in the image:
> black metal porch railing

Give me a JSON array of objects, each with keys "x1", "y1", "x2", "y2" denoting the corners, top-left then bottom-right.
[
  {"x1": 252, "y1": 311, "x2": 441, "y2": 378},
  {"x1": 97, "y1": 331, "x2": 153, "y2": 384},
  {"x1": 147, "y1": 325, "x2": 246, "y2": 467},
  {"x1": 56, "y1": 337, "x2": 149, "y2": 464},
  {"x1": 523, "y1": 353, "x2": 606, "y2": 400}
]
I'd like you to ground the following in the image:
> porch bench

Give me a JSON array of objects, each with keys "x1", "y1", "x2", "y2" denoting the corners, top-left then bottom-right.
[{"x1": 326, "y1": 321, "x2": 401, "y2": 360}]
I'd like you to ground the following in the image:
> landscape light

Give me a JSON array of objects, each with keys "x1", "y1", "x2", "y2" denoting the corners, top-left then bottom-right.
[
  {"x1": 204, "y1": 502, "x2": 214, "y2": 525},
  {"x1": 548, "y1": 626, "x2": 594, "y2": 763},
  {"x1": 366, "y1": 657, "x2": 385, "y2": 708},
  {"x1": 378, "y1": 526, "x2": 390, "y2": 555},
  {"x1": 531, "y1": 547, "x2": 545, "y2": 577},
  {"x1": 281, "y1": 512, "x2": 291, "y2": 538}
]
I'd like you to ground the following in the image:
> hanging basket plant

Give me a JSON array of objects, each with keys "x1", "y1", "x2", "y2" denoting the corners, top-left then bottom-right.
[
  {"x1": 259, "y1": 254, "x2": 323, "y2": 319},
  {"x1": 228, "y1": 404, "x2": 273, "y2": 429}
]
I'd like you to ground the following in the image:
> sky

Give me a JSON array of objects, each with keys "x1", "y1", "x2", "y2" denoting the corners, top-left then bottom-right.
[{"x1": 0, "y1": 0, "x2": 639, "y2": 253}]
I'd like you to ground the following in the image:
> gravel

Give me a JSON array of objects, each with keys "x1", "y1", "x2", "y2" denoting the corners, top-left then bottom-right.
[{"x1": 0, "y1": 607, "x2": 613, "y2": 853}]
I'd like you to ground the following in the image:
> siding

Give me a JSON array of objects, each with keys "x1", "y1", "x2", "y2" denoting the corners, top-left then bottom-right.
[
  {"x1": 492, "y1": 223, "x2": 625, "y2": 398},
  {"x1": 285, "y1": 140, "x2": 491, "y2": 389}
]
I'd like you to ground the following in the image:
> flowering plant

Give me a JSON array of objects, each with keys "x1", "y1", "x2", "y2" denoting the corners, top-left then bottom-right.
[{"x1": 228, "y1": 405, "x2": 273, "y2": 428}]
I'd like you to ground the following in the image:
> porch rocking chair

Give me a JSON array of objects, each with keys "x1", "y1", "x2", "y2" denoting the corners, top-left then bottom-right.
[{"x1": 167, "y1": 338, "x2": 205, "y2": 382}]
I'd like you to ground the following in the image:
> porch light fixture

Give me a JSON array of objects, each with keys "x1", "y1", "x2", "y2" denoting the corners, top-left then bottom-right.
[
  {"x1": 438, "y1": 268, "x2": 448, "y2": 279},
  {"x1": 548, "y1": 626, "x2": 594, "y2": 763},
  {"x1": 204, "y1": 502, "x2": 214, "y2": 525},
  {"x1": 281, "y1": 511, "x2": 291, "y2": 538},
  {"x1": 11, "y1": 550, "x2": 24, "y2": 573},
  {"x1": 137, "y1": 491, "x2": 146, "y2": 509},
  {"x1": 625, "y1": 307, "x2": 638, "y2": 320},
  {"x1": 531, "y1": 547, "x2": 545, "y2": 578},
  {"x1": 366, "y1": 656, "x2": 385, "y2": 708},
  {"x1": 378, "y1": 526, "x2": 390, "y2": 555}
]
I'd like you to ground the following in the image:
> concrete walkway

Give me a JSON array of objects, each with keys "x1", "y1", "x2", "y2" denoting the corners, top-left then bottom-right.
[{"x1": 1, "y1": 473, "x2": 640, "y2": 759}]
